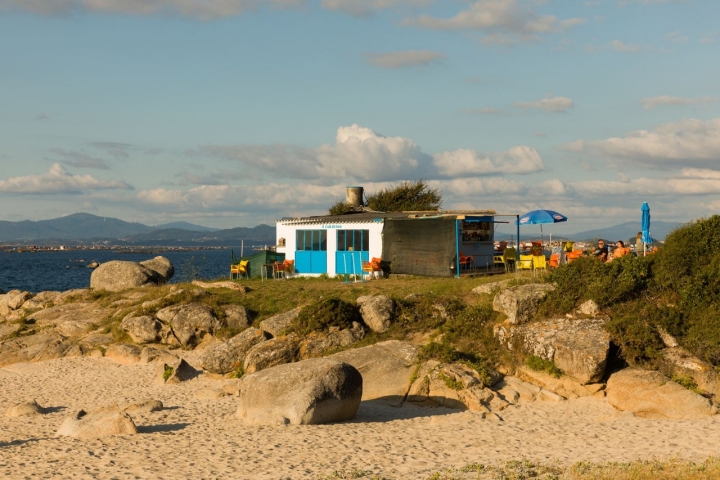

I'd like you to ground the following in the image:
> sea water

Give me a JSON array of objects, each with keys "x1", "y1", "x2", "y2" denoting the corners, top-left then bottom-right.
[{"x1": 0, "y1": 249, "x2": 236, "y2": 293}]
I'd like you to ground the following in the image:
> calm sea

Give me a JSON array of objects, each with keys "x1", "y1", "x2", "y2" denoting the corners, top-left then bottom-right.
[{"x1": 0, "y1": 249, "x2": 237, "y2": 293}]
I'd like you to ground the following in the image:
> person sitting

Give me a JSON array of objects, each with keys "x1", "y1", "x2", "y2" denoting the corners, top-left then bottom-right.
[
  {"x1": 611, "y1": 240, "x2": 629, "y2": 260},
  {"x1": 593, "y1": 239, "x2": 608, "y2": 262}
]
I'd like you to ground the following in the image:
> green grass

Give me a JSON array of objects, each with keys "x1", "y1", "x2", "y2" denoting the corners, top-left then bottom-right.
[{"x1": 525, "y1": 355, "x2": 563, "y2": 378}]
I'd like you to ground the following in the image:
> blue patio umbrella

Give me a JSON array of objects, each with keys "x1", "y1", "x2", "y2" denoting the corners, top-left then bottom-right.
[
  {"x1": 515, "y1": 209, "x2": 568, "y2": 248},
  {"x1": 641, "y1": 202, "x2": 652, "y2": 255}
]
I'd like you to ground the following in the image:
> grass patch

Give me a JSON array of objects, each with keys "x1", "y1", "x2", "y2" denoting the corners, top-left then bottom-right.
[
  {"x1": 162, "y1": 365, "x2": 174, "y2": 381},
  {"x1": 525, "y1": 355, "x2": 562, "y2": 378},
  {"x1": 290, "y1": 298, "x2": 362, "y2": 335},
  {"x1": 229, "y1": 363, "x2": 244, "y2": 379}
]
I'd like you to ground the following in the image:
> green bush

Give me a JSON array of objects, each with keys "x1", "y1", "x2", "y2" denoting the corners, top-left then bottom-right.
[
  {"x1": 291, "y1": 298, "x2": 362, "y2": 335},
  {"x1": 525, "y1": 355, "x2": 562, "y2": 378}
]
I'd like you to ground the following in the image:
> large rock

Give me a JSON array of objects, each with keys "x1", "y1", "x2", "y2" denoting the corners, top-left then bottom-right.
[
  {"x1": 495, "y1": 316, "x2": 610, "y2": 385},
  {"x1": 202, "y1": 327, "x2": 271, "y2": 374},
  {"x1": 472, "y1": 280, "x2": 511, "y2": 295},
  {"x1": 356, "y1": 295, "x2": 394, "y2": 333},
  {"x1": 6, "y1": 400, "x2": 44, "y2": 417},
  {"x1": 0, "y1": 331, "x2": 74, "y2": 367},
  {"x1": 297, "y1": 322, "x2": 365, "y2": 360},
  {"x1": 408, "y1": 362, "x2": 508, "y2": 413},
  {"x1": 140, "y1": 256, "x2": 174, "y2": 283},
  {"x1": 329, "y1": 340, "x2": 418, "y2": 405},
  {"x1": 156, "y1": 303, "x2": 221, "y2": 347},
  {"x1": 657, "y1": 346, "x2": 720, "y2": 399},
  {"x1": 259, "y1": 307, "x2": 302, "y2": 337},
  {"x1": 0, "y1": 290, "x2": 35, "y2": 315},
  {"x1": 192, "y1": 280, "x2": 247, "y2": 293},
  {"x1": 156, "y1": 358, "x2": 199, "y2": 385},
  {"x1": 492, "y1": 283, "x2": 555, "y2": 325},
  {"x1": 120, "y1": 315, "x2": 168, "y2": 344},
  {"x1": 90, "y1": 261, "x2": 161, "y2": 292},
  {"x1": 514, "y1": 365, "x2": 605, "y2": 399},
  {"x1": 223, "y1": 304, "x2": 252, "y2": 331},
  {"x1": 105, "y1": 343, "x2": 143, "y2": 365},
  {"x1": 243, "y1": 335, "x2": 299, "y2": 374},
  {"x1": 56, "y1": 404, "x2": 138, "y2": 438},
  {"x1": 27, "y1": 302, "x2": 111, "y2": 330},
  {"x1": 606, "y1": 368, "x2": 718, "y2": 420},
  {"x1": 235, "y1": 357, "x2": 362, "y2": 425}
]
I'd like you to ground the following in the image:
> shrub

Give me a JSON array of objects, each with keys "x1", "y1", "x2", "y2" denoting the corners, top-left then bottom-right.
[
  {"x1": 291, "y1": 298, "x2": 362, "y2": 335},
  {"x1": 365, "y1": 179, "x2": 441, "y2": 212},
  {"x1": 328, "y1": 200, "x2": 357, "y2": 216},
  {"x1": 525, "y1": 355, "x2": 562, "y2": 378}
]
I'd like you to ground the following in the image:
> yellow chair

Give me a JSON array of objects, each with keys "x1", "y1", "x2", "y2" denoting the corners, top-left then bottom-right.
[
  {"x1": 503, "y1": 247, "x2": 517, "y2": 272},
  {"x1": 532, "y1": 255, "x2": 547, "y2": 276},
  {"x1": 230, "y1": 260, "x2": 249, "y2": 280},
  {"x1": 493, "y1": 255, "x2": 505, "y2": 271},
  {"x1": 517, "y1": 254, "x2": 534, "y2": 273}
]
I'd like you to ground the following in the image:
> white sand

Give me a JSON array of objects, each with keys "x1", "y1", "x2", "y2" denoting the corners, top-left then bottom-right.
[{"x1": 2, "y1": 356, "x2": 719, "y2": 479}]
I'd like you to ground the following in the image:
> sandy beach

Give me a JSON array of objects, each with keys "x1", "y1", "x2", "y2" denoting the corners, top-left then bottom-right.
[{"x1": 1, "y1": 355, "x2": 719, "y2": 479}]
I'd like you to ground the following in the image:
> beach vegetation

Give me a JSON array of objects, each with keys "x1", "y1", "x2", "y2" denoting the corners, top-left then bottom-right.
[
  {"x1": 525, "y1": 355, "x2": 563, "y2": 378},
  {"x1": 163, "y1": 365, "x2": 174, "y2": 381},
  {"x1": 290, "y1": 298, "x2": 362, "y2": 335}
]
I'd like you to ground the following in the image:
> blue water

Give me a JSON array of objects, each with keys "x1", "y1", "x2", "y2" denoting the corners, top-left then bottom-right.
[{"x1": 0, "y1": 249, "x2": 237, "y2": 293}]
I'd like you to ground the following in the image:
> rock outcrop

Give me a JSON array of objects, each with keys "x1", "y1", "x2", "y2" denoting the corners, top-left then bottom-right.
[
  {"x1": 495, "y1": 316, "x2": 610, "y2": 385},
  {"x1": 222, "y1": 304, "x2": 252, "y2": 331},
  {"x1": 90, "y1": 257, "x2": 173, "y2": 291},
  {"x1": 156, "y1": 358, "x2": 199, "y2": 385},
  {"x1": 156, "y1": 303, "x2": 221, "y2": 348},
  {"x1": 297, "y1": 322, "x2": 365, "y2": 360},
  {"x1": 329, "y1": 340, "x2": 418, "y2": 405},
  {"x1": 472, "y1": 280, "x2": 511, "y2": 295},
  {"x1": 492, "y1": 283, "x2": 555, "y2": 325},
  {"x1": 656, "y1": 347, "x2": 720, "y2": 399},
  {"x1": 243, "y1": 335, "x2": 300, "y2": 374},
  {"x1": 357, "y1": 295, "x2": 394, "y2": 333},
  {"x1": 259, "y1": 307, "x2": 302, "y2": 337},
  {"x1": 201, "y1": 327, "x2": 270, "y2": 374},
  {"x1": 606, "y1": 368, "x2": 718, "y2": 420},
  {"x1": 235, "y1": 358, "x2": 363, "y2": 425},
  {"x1": 105, "y1": 343, "x2": 143, "y2": 365},
  {"x1": 120, "y1": 315, "x2": 168, "y2": 344},
  {"x1": 56, "y1": 404, "x2": 138, "y2": 438},
  {"x1": 6, "y1": 400, "x2": 44, "y2": 417}
]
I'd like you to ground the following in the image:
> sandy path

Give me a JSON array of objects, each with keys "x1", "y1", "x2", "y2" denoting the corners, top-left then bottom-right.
[{"x1": 2, "y1": 356, "x2": 719, "y2": 479}]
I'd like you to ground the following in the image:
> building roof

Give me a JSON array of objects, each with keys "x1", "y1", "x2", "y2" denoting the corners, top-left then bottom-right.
[{"x1": 277, "y1": 209, "x2": 496, "y2": 226}]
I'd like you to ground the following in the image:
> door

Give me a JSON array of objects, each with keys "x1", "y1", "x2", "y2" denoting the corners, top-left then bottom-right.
[
  {"x1": 335, "y1": 229, "x2": 369, "y2": 275},
  {"x1": 294, "y1": 230, "x2": 328, "y2": 274}
]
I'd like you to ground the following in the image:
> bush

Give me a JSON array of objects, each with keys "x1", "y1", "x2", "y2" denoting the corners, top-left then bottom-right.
[
  {"x1": 291, "y1": 298, "x2": 362, "y2": 335},
  {"x1": 328, "y1": 200, "x2": 357, "y2": 216},
  {"x1": 365, "y1": 179, "x2": 441, "y2": 212},
  {"x1": 525, "y1": 355, "x2": 562, "y2": 378}
]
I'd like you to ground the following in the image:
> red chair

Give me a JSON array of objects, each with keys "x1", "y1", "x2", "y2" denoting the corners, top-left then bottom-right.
[
  {"x1": 459, "y1": 252, "x2": 473, "y2": 271},
  {"x1": 549, "y1": 253, "x2": 560, "y2": 268}
]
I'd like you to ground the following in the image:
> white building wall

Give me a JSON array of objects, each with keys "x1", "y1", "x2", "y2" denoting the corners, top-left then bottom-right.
[{"x1": 275, "y1": 219, "x2": 384, "y2": 277}]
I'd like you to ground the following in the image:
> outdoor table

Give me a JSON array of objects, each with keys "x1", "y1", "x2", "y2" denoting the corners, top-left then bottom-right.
[{"x1": 260, "y1": 263, "x2": 276, "y2": 281}]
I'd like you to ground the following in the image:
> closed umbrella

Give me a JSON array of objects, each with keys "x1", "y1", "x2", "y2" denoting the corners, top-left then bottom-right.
[{"x1": 641, "y1": 202, "x2": 652, "y2": 256}]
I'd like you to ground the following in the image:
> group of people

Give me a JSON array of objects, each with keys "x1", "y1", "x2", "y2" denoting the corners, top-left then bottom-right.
[{"x1": 593, "y1": 239, "x2": 631, "y2": 263}]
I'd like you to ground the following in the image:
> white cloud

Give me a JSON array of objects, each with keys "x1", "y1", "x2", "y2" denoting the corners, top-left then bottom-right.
[
  {"x1": 515, "y1": 96, "x2": 574, "y2": 113},
  {"x1": 435, "y1": 177, "x2": 527, "y2": 196},
  {"x1": 365, "y1": 50, "x2": 446, "y2": 68},
  {"x1": 49, "y1": 149, "x2": 110, "y2": 169},
  {"x1": 403, "y1": 0, "x2": 584, "y2": 44},
  {"x1": 0, "y1": 163, "x2": 132, "y2": 194},
  {"x1": 0, "y1": 0, "x2": 307, "y2": 20},
  {"x1": 570, "y1": 176, "x2": 720, "y2": 196},
  {"x1": 642, "y1": 95, "x2": 718, "y2": 110},
  {"x1": 320, "y1": 0, "x2": 431, "y2": 16},
  {"x1": 664, "y1": 31, "x2": 689, "y2": 44},
  {"x1": 609, "y1": 39, "x2": 639, "y2": 52},
  {"x1": 192, "y1": 124, "x2": 433, "y2": 182},
  {"x1": 433, "y1": 146, "x2": 544, "y2": 176},
  {"x1": 533, "y1": 179, "x2": 566, "y2": 195},
  {"x1": 584, "y1": 119, "x2": 720, "y2": 164}
]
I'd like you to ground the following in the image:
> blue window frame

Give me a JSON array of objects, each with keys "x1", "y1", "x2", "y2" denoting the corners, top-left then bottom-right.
[
  {"x1": 295, "y1": 230, "x2": 328, "y2": 274},
  {"x1": 336, "y1": 229, "x2": 369, "y2": 274}
]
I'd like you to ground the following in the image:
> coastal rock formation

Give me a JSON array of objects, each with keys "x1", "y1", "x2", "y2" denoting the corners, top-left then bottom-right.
[
  {"x1": 119, "y1": 399, "x2": 164, "y2": 413},
  {"x1": 90, "y1": 257, "x2": 174, "y2": 291},
  {"x1": 140, "y1": 256, "x2": 174, "y2": 283},
  {"x1": 222, "y1": 304, "x2": 252, "y2": 331},
  {"x1": 105, "y1": 343, "x2": 143, "y2": 365},
  {"x1": 514, "y1": 366, "x2": 605, "y2": 399},
  {"x1": 472, "y1": 280, "x2": 511, "y2": 295},
  {"x1": 243, "y1": 335, "x2": 300, "y2": 374},
  {"x1": 155, "y1": 303, "x2": 221, "y2": 348},
  {"x1": 0, "y1": 331, "x2": 74, "y2": 367},
  {"x1": 201, "y1": 327, "x2": 270, "y2": 374},
  {"x1": 6, "y1": 400, "x2": 44, "y2": 417},
  {"x1": 297, "y1": 322, "x2": 365, "y2": 360},
  {"x1": 0, "y1": 290, "x2": 35, "y2": 315},
  {"x1": 56, "y1": 404, "x2": 138, "y2": 438},
  {"x1": 493, "y1": 376, "x2": 566, "y2": 404},
  {"x1": 156, "y1": 359, "x2": 199, "y2": 385},
  {"x1": 120, "y1": 315, "x2": 166, "y2": 344},
  {"x1": 495, "y1": 316, "x2": 610, "y2": 385},
  {"x1": 492, "y1": 284, "x2": 555, "y2": 325},
  {"x1": 357, "y1": 295, "x2": 394, "y2": 333},
  {"x1": 259, "y1": 307, "x2": 302, "y2": 337},
  {"x1": 408, "y1": 362, "x2": 508, "y2": 413},
  {"x1": 139, "y1": 346, "x2": 178, "y2": 364},
  {"x1": 192, "y1": 280, "x2": 247, "y2": 292},
  {"x1": 656, "y1": 346, "x2": 720, "y2": 399},
  {"x1": 329, "y1": 340, "x2": 418, "y2": 405},
  {"x1": 606, "y1": 368, "x2": 718, "y2": 420},
  {"x1": 235, "y1": 358, "x2": 363, "y2": 425}
]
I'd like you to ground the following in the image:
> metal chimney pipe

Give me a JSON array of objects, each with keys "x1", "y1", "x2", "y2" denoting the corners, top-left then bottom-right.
[{"x1": 345, "y1": 186, "x2": 364, "y2": 208}]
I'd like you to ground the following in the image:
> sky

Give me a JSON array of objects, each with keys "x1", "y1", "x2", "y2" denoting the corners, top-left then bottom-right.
[{"x1": 1, "y1": 0, "x2": 719, "y2": 235}]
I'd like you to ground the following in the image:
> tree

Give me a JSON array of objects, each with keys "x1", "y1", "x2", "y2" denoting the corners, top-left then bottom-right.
[{"x1": 366, "y1": 180, "x2": 442, "y2": 212}]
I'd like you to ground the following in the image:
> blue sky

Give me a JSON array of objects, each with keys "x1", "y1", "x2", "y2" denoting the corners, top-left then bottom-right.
[{"x1": 1, "y1": 0, "x2": 719, "y2": 235}]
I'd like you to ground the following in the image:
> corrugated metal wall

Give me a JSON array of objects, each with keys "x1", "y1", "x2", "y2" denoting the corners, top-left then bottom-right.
[{"x1": 382, "y1": 217, "x2": 456, "y2": 277}]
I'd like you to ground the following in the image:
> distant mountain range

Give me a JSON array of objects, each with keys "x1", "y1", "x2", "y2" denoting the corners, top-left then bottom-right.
[
  {"x1": 0, "y1": 213, "x2": 685, "y2": 246},
  {"x1": 0, "y1": 213, "x2": 275, "y2": 247},
  {"x1": 496, "y1": 220, "x2": 683, "y2": 243}
]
